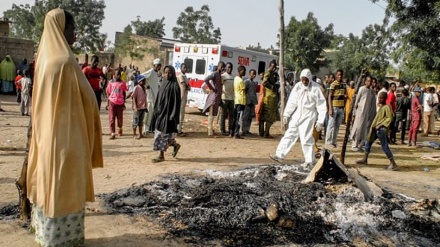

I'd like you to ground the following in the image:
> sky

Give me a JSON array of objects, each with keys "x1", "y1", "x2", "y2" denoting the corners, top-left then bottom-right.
[{"x1": 1, "y1": 0, "x2": 388, "y2": 48}]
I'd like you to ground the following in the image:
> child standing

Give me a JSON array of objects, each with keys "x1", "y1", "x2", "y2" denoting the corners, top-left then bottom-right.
[
  {"x1": 126, "y1": 75, "x2": 136, "y2": 98},
  {"x1": 18, "y1": 69, "x2": 32, "y2": 116},
  {"x1": 15, "y1": 70, "x2": 23, "y2": 103},
  {"x1": 408, "y1": 87, "x2": 423, "y2": 146},
  {"x1": 106, "y1": 69, "x2": 127, "y2": 139},
  {"x1": 131, "y1": 75, "x2": 148, "y2": 139},
  {"x1": 356, "y1": 92, "x2": 398, "y2": 170}
]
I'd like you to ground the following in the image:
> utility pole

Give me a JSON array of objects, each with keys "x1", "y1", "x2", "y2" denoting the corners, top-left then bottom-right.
[{"x1": 279, "y1": 0, "x2": 286, "y2": 130}]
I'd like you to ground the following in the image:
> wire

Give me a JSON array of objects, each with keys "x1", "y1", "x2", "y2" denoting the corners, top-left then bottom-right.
[{"x1": 368, "y1": 0, "x2": 386, "y2": 10}]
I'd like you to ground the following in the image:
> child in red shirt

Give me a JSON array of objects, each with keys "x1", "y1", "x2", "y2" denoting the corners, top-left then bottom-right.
[{"x1": 15, "y1": 70, "x2": 23, "y2": 103}]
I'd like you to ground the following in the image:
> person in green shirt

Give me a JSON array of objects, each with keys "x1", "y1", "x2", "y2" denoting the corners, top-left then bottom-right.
[
  {"x1": 356, "y1": 92, "x2": 398, "y2": 171},
  {"x1": 259, "y1": 60, "x2": 279, "y2": 138}
]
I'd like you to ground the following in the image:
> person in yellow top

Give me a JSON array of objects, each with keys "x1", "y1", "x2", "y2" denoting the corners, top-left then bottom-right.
[
  {"x1": 233, "y1": 65, "x2": 247, "y2": 139},
  {"x1": 345, "y1": 81, "x2": 355, "y2": 123},
  {"x1": 121, "y1": 66, "x2": 129, "y2": 82},
  {"x1": 27, "y1": 8, "x2": 103, "y2": 247}
]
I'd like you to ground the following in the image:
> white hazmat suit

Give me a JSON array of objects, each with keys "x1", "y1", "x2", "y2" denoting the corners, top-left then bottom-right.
[{"x1": 274, "y1": 69, "x2": 327, "y2": 164}]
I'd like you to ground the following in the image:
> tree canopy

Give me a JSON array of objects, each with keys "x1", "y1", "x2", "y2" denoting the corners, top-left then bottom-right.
[
  {"x1": 172, "y1": 5, "x2": 221, "y2": 44},
  {"x1": 283, "y1": 12, "x2": 334, "y2": 73},
  {"x1": 3, "y1": 0, "x2": 106, "y2": 54},
  {"x1": 130, "y1": 16, "x2": 165, "y2": 38},
  {"x1": 372, "y1": 0, "x2": 440, "y2": 81},
  {"x1": 329, "y1": 23, "x2": 392, "y2": 79}
]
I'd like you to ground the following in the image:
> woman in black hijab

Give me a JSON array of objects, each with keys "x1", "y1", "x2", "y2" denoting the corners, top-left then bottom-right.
[{"x1": 149, "y1": 65, "x2": 182, "y2": 162}]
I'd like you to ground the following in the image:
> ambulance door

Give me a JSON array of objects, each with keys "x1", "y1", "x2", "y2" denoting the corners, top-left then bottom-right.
[{"x1": 183, "y1": 56, "x2": 208, "y2": 111}]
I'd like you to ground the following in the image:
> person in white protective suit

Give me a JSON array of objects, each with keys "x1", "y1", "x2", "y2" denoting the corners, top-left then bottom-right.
[
  {"x1": 270, "y1": 69, "x2": 327, "y2": 166},
  {"x1": 142, "y1": 58, "x2": 162, "y2": 134}
]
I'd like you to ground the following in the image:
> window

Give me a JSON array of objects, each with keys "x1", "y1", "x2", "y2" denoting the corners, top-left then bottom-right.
[
  {"x1": 195, "y1": 59, "x2": 206, "y2": 75},
  {"x1": 184, "y1": 58, "x2": 193, "y2": 73},
  {"x1": 258, "y1": 61, "x2": 266, "y2": 74}
]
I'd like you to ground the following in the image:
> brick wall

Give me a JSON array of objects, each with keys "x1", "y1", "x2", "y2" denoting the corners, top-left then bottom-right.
[
  {"x1": 76, "y1": 53, "x2": 115, "y2": 68},
  {"x1": 0, "y1": 37, "x2": 34, "y2": 66},
  {"x1": 0, "y1": 21, "x2": 9, "y2": 38}
]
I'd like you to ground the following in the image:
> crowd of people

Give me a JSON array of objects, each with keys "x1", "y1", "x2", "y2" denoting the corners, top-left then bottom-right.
[
  {"x1": 270, "y1": 69, "x2": 440, "y2": 171},
  {"x1": 0, "y1": 56, "x2": 35, "y2": 113},
  {"x1": 2, "y1": 8, "x2": 440, "y2": 247}
]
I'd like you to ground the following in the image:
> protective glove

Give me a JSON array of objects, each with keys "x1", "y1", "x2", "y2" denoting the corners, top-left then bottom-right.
[
  {"x1": 315, "y1": 122, "x2": 323, "y2": 132},
  {"x1": 283, "y1": 117, "x2": 289, "y2": 126}
]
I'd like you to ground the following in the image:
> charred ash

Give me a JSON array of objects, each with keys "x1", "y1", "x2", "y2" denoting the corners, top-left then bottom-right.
[{"x1": 101, "y1": 164, "x2": 440, "y2": 246}]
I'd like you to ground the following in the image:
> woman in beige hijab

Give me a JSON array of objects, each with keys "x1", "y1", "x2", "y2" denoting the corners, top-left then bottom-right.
[{"x1": 27, "y1": 8, "x2": 103, "y2": 246}]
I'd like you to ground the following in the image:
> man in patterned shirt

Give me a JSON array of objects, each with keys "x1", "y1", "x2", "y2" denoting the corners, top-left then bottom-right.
[{"x1": 325, "y1": 69, "x2": 347, "y2": 148}]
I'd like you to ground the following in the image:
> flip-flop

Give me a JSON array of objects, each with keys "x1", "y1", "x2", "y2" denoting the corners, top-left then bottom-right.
[{"x1": 172, "y1": 144, "x2": 181, "y2": 158}]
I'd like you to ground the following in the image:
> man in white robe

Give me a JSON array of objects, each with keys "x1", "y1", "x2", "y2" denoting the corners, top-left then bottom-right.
[
  {"x1": 142, "y1": 58, "x2": 162, "y2": 134},
  {"x1": 351, "y1": 76, "x2": 375, "y2": 151}
]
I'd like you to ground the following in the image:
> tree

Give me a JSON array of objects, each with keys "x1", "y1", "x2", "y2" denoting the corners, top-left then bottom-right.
[
  {"x1": 172, "y1": 5, "x2": 221, "y2": 44},
  {"x1": 393, "y1": 47, "x2": 440, "y2": 82},
  {"x1": 372, "y1": 0, "x2": 440, "y2": 82},
  {"x1": 130, "y1": 16, "x2": 165, "y2": 38},
  {"x1": 3, "y1": 0, "x2": 107, "y2": 53},
  {"x1": 284, "y1": 12, "x2": 334, "y2": 73},
  {"x1": 2, "y1": 4, "x2": 35, "y2": 39},
  {"x1": 329, "y1": 24, "x2": 391, "y2": 79},
  {"x1": 279, "y1": 0, "x2": 286, "y2": 129}
]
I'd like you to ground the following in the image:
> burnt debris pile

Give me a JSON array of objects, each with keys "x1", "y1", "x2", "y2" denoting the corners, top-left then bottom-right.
[
  {"x1": 0, "y1": 204, "x2": 19, "y2": 221},
  {"x1": 102, "y1": 164, "x2": 440, "y2": 246}
]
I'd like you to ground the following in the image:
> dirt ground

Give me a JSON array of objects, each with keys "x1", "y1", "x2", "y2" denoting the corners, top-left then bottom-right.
[{"x1": 0, "y1": 94, "x2": 439, "y2": 246}]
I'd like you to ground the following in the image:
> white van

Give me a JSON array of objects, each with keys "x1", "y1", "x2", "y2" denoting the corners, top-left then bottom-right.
[{"x1": 173, "y1": 43, "x2": 277, "y2": 111}]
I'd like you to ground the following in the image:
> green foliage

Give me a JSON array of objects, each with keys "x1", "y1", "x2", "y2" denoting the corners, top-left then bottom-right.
[
  {"x1": 393, "y1": 47, "x2": 440, "y2": 82},
  {"x1": 130, "y1": 16, "x2": 165, "y2": 38},
  {"x1": 3, "y1": 0, "x2": 107, "y2": 54},
  {"x1": 3, "y1": 4, "x2": 35, "y2": 39},
  {"x1": 372, "y1": 0, "x2": 440, "y2": 82},
  {"x1": 115, "y1": 25, "x2": 133, "y2": 58},
  {"x1": 283, "y1": 12, "x2": 334, "y2": 73},
  {"x1": 329, "y1": 24, "x2": 391, "y2": 79},
  {"x1": 172, "y1": 5, "x2": 221, "y2": 44}
]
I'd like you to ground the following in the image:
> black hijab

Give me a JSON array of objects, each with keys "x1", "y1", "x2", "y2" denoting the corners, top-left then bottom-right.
[{"x1": 149, "y1": 65, "x2": 181, "y2": 134}]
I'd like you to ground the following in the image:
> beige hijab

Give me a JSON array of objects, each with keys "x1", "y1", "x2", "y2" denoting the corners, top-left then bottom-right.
[{"x1": 27, "y1": 8, "x2": 103, "y2": 218}]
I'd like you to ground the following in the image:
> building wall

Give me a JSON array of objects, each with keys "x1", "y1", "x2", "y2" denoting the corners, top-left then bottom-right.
[
  {"x1": 0, "y1": 37, "x2": 34, "y2": 66},
  {"x1": 114, "y1": 32, "x2": 170, "y2": 72},
  {"x1": 76, "y1": 53, "x2": 115, "y2": 68},
  {"x1": 0, "y1": 20, "x2": 9, "y2": 38}
]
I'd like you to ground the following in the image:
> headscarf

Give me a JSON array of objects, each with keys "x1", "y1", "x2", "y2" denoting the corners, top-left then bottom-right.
[
  {"x1": 27, "y1": 8, "x2": 103, "y2": 218},
  {"x1": 0, "y1": 55, "x2": 16, "y2": 81},
  {"x1": 163, "y1": 65, "x2": 177, "y2": 82}
]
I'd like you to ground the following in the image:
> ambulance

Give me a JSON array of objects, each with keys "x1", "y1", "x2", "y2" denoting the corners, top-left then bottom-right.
[{"x1": 172, "y1": 43, "x2": 277, "y2": 111}]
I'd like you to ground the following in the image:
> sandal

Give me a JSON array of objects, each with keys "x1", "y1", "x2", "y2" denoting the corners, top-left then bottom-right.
[
  {"x1": 152, "y1": 157, "x2": 164, "y2": 163},
  {"x1": 172, "y1": 144, "x2": 181, "y2": 158}
]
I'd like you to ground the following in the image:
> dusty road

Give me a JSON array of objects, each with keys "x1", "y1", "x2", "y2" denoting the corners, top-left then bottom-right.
[{"x1": 0, "y1": 94, "x2": 439, "y2": 246}]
